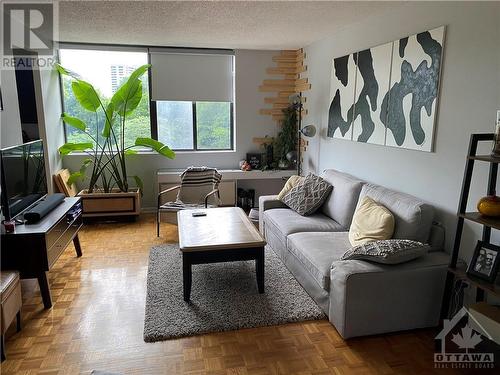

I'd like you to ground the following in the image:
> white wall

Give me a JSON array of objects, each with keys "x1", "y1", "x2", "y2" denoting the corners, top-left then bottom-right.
[
  {"x1": 33, "y1": 60, "x2": 65, "y2": 193},
  {"x1": 302, "y1": 2, "x2": 500, "y2": 259},
  {"x1": 0, "y1": 69, "x2": 23, "y2": 148},
  {"x1": 63, "y1": 49, "x2": 280, "y2": 208}
]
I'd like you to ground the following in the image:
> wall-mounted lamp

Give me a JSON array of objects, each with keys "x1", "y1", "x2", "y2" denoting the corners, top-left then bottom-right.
[
  {"x1": 300, "y1": 124, "x2": 316, "y2": 138},
  {"x1": 297, "y1": 124, "x2": 316, "y2": 176}
]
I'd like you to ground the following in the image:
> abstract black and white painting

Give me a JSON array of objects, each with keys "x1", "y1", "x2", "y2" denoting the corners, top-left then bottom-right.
[
  {"x1": 352, "y1": 42, "x2": 393, "y2": 145},
  {"x1": 327, "y1": 26, "x2": 445, "y2": 152},
  {"x1": 327, "y1": 53, "x2": 357, "y2": 140},
  {"x1": 384, "y1": 26, "x2": 445, "y2": 151}
]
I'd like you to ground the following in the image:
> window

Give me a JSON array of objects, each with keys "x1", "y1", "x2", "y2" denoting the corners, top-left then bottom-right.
[
  {"x1": 58, "y1": 48, "x2": 150, "y2": 148},
  {"x1": 58, "y1": 46, "x2": 235, "y2": 151},
  {"x1": 157, "y1": 101, "x2": 232, "y2": 150}
]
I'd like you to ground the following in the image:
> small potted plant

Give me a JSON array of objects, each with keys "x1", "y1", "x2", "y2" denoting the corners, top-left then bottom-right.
[{"x1": 56, "y1": 63, "x2": 175, "y2": 218}]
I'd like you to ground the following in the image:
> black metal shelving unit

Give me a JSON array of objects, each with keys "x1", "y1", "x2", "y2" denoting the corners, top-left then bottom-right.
[{"x1": 440, "y1": 133, "x2": 500, "y2": 320}]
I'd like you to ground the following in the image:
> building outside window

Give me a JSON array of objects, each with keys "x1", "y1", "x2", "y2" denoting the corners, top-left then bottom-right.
[{"x1": 58, "y1": 46, "x2": 235, "y2": 151}]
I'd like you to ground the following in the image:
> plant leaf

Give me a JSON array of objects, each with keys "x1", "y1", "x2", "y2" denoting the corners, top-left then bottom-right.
[
  {"x1": 58, "y1": 142, "x2": 93, "y2": 155},
  {"x1": 80, "y1": 158, "x2": 93, "y2": 172},
  {"x1": 128, "y1": 64, "x2": 150, "y2": 82},
  {"x1": 61, "y1": 113, "x2": 86, "y2": 131},
  {"x1": 134, "y1": 137, "x2": 175, "y2": 159},
  {"x1": 111, "y1": 79, "x2": 142, "y2": 116},
  {"x1": 67, "y1": 172, "x2": 85, "y2": 185},
  {"x1": 71, "y1": 80, "x2": 101, "y2": 112},
  {"x1": 132, "y1": 175, "x2": 144, "y2": 196},
  {"x1": 124, "y1": 149, "x2": 138, "y2": 155},
  {"x1": 55, "y1": 63, "x2": 82, "y2": 80},
  {"x1": 102, "y1": 102, "x2": 115, "y2": 137}
]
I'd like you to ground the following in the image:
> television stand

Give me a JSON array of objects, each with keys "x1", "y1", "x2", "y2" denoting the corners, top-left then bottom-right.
[{"x1": 1, "y1": 197, "x2": 83, "y2": 309}]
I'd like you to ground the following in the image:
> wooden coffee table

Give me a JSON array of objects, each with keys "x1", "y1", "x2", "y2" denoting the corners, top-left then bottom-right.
[{"x1": 177, "y1": 207, "x2": 267, "y2": 301}]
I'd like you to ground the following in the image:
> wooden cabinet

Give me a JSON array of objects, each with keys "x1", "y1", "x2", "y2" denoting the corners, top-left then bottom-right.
[{"x1": 1, "y1": 197, "x2": 83, "y2": 309}]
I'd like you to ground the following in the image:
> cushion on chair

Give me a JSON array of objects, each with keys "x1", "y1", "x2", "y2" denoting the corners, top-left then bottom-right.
[
  {"x1": 1, "y1": 270, "x2": 22, "y2": 335},
  {"x1": 281, "y1": 173, "x2": 333, "y2": 216},
  {"x1": 357, "y1": 184, "x2": 434, "y2": 243},
  {"x1": 277, "y1": 175, "x2": 304, "y2": 200},
  {"x1": 176, "y1": 167, "x2": 222, "y2": 206},
  {"x1": 320, "y1": 169, "x2": 365, "y2": 229},
  {"x1": 263, "y1": 208, "x2": 343, "y2": 245},
  {"x1": 287, "y1": 232, "x2": 352, "y2": 290},
  {"x1": 341, "y1": 239, "x2": 430, "y2": 264},
  {"x1": 349, "y1": 196, "x2": 395, "y2": 246}
]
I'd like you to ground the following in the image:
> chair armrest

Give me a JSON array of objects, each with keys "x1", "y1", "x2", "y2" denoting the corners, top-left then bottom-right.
[
  {"x1": 158, "y1": 185, "x2": 181, "y2": 208},
  {"x1": 258, "y1": 195, "x2": 288, "y2": 212},
  {"x1": 204, "y1": 189, "x2": 220, "y2": 207},
  {"x1": 159, "y1": 185, "x2": 181, "y2": 196}
]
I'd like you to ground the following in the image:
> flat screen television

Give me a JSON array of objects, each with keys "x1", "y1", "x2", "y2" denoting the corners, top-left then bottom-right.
[{"x1": 1, "y1": 140, "x2": 48, "y2": 221}]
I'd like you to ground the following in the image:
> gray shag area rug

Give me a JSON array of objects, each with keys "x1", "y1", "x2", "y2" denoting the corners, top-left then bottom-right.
[{"x1": 143, "y1": 244, "x2": 325, "y2": 342}]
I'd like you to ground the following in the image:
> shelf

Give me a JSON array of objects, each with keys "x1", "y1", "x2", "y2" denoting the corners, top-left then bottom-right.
[
  {"x1": 448, "y1": 265, "x2": 500, "y2": 298},
  {"x1": 459, "y1": 212, "x2": 500, "y2": 230},
  {"x1": 469, "y1": 155, "x2": 500, "y2": 163}
]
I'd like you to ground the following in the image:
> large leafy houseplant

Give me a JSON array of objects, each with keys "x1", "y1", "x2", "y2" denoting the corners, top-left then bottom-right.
[
  {"x1": 274, "y1": 105, "x2": 298, "y2": 166},
  {"x1": 56, "y1": 63, "x2": 175, "y2": 194}
]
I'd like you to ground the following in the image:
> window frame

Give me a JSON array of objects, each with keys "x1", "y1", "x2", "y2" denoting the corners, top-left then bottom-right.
[
  {"x1": 152, "y1": 100, "x2": 234, "y2": 152},
  {"x1": 58, "y1": 42, "x2": 235, "y2": 152}
]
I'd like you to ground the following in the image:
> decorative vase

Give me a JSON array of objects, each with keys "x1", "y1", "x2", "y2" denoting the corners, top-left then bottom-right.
[{"x1": 477, "y1": 194, "x2": 500, "y2": 217}]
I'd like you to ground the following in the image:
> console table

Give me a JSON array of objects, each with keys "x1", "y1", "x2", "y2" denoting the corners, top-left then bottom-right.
[
  {"x1": 1, "y1": 197, "x2": 83, "y2": 309},
  {"x1": 157, "y1": 169, "x2": 294, "y2": 206}
]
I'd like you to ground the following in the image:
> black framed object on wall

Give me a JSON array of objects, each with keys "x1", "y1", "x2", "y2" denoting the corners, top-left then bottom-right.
[{"x1": 466, "y1": 241, "x2": 500, "y2": 283}]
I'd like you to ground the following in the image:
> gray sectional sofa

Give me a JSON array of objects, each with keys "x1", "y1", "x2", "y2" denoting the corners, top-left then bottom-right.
[{"x1": 259, "y1": 169, "x2": 449, "y2": 339}]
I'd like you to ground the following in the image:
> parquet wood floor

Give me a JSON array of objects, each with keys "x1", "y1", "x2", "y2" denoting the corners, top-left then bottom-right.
[{"x1": 1, "y1": 214, "x2": 473, "y2": 374}]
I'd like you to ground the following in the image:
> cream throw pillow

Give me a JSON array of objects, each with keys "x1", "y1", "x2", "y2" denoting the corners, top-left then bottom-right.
[
  {"x1": 277, "y1": 175, "x2": 304, "y2": 200},
  {"x1": 349, "y1": 196, "x2": 395, "y2": 247}
]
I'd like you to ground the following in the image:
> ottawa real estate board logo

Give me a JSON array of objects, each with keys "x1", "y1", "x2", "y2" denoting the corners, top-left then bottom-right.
[
  {"x1": 435, "y1": 307, "x2": 498, "y2": 369},
  {"x1": 1, "y1": 1, "x2": 58, "y2": 69}
]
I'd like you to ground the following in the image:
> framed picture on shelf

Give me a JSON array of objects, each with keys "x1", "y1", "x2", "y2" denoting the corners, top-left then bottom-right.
[
  {"x1": 246, "y1": 153, "x2": 262, "y2": 170},
  {"x1": 467, "y1": 241, "x2": 500, "y2": 283}
]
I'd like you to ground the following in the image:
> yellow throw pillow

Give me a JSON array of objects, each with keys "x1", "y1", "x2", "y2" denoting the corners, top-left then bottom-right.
[
  {"x1": 349, "y1": 196, "x2": 395, "y2": 247},
  {"x1": 277, "y1": 175, "x2": 304, "y2": 200}
]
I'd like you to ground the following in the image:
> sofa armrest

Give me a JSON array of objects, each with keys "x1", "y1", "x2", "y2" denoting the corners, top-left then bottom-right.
[
  {"x1": 259, "y1": 195, "x2": 287, "y2": 211},
  {"x1": 259, "y1": 195, "x2": 288, "y2": 235},
  {"x1": 329, "y1": 252, "x2": 449, "y2": 339}
]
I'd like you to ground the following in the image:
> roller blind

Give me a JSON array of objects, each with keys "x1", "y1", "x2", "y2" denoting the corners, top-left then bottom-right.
[{"x1": 150, "y1": 51, "x2": 234, "y2": 102}]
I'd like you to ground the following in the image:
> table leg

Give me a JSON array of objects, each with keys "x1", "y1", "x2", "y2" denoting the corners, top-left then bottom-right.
[
  {"x1": 183, "y1": 254, "x2": 192, "y2": 302},
  {"x1": 37, "y1": 272, "x2": 52, "y2": 309},
  {"x1": 73, "y1": 234, "x2": 83, "y2": 257},
  {"x1": 256, "y1": 247, "x2": 264, "y2": 293}
]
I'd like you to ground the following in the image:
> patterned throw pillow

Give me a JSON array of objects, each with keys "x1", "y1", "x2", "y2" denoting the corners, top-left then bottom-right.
[
  {"x1": 277, "y1": 175, "x2": 304, "y2": 200},
  {"x1": 341, "y1": 239, "x2": 429, "y2": 264},
  {"x1": 281, "y1": 173, "x2": 333, "y2": 216}
]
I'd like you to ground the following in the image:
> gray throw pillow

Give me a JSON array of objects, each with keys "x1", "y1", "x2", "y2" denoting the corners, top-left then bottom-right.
[
  {"x1": 281, "y1": 173, "x2": 333, "y2": 216},
  {"x1": 341, "y1": 239, "x2": 430, "y2": 264}
]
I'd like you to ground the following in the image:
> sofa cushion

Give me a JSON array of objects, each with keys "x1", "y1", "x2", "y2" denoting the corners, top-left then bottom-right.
[
  {"x1": 287, "y1": 232, "x2": 351, "y2": 291},
  {"x1": 357, "y1": 184, "x2": 434, "y2": 243},
  {"x1": 263, "y1": 208, "x2": 343, "y2": 245},
  {"x1": 349, "y1": 196, "x2": 395, "y2": 246},
  {"x1": 282, "y1": 173, "x2": 333, "y2": 216},
  {"x1": 341, "y1": 239, "x2": 430, "y2": 264},
  {"x1": 277, "y1": 175, "x2": 304, "y2": 200},
  {"x1": 320, "y1": 169, "x2": 365, "y2": 229}
]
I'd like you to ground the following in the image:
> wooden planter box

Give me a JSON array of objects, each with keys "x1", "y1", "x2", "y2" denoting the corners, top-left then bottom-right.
[{"x1": 78, "y1": 188, "x2": 141, "y2": 218}]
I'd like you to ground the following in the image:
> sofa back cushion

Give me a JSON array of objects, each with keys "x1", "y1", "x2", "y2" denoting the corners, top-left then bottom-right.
[
  {"x1": 320, "y1": 169, "x2": 365, "y2": 229},
  {"x1": 357, "y1": 184, "x2": 434, "y2": 243}
]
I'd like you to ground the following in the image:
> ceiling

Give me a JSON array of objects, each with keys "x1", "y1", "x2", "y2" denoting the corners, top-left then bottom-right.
[{"x1": 58, "y1": 1, "x2": 402, "y2": 50}]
